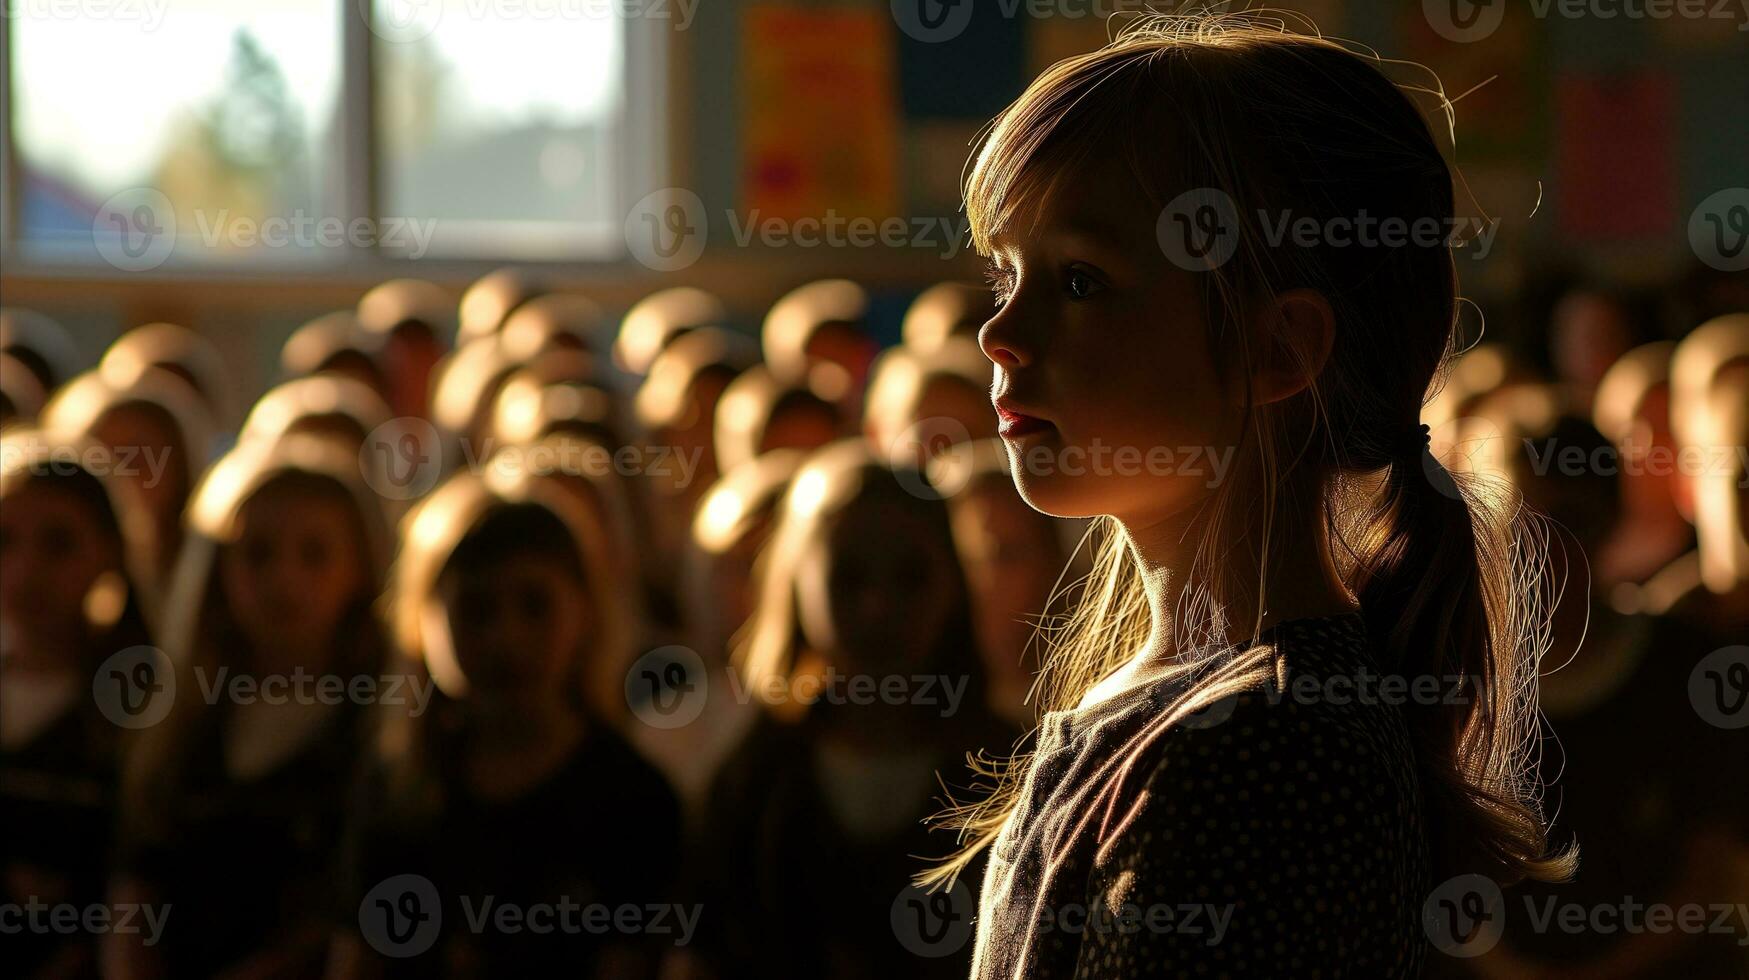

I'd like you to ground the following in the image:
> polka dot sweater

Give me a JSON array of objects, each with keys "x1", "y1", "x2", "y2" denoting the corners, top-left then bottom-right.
[{"x1": 969, "y1": 614, "x2": 1429, "y2": 978}]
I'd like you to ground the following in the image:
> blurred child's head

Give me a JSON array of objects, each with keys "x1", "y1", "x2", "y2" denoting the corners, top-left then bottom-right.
[
  {"x1": 499, "y1": 294, "x2": 608, "y2": 363},
  {"x1": 101, "y1": 322, "x2": 230, "y2": 423},
  {"x1": 763, "y1": 279, "x2": 876, "y2": 414},
  {"x1": 637, "y1": 327, "x2": 758, "y2": 499},
  {"x1": 457, "y1": 267, "x2": 547, "y2": 346},
  {"x1": 684, "y1": 448, "x2": 805, "y2": 655},
  {"x1": 903, "y1": 282, "x2": 994, "y2": 355},
  {"x1": 357, "y1": 278, "x2": 456, "y2": 419},
  {"x1": 1593, "y1": 341, "x2": 1688, "y2": 521},
  {"x1": 1550, "y1": 288, "x2": 1638, "y2": 400},
  {"x1": 929, "y1": 439, "x2": 1063, "y2": 720},
  {"x1": 45, "y1": 368, "x2": 214, "y2": 570},
  {"x1": 0, "y1": 308, "x2": 82, "y2": 393},
  {"x1": 714, "y1": 365, "x2": 842, "y2": 473},
  {"x1": 615, "y1": 287, "x2": 727, "y2": 376},
  {"x1": 241, "y1": 374, "x2": 393, "y2": 456},
  {"x1": 397, "y1": 470, "x2": 632, "y2": 723},
  {"x1": 177, "y1": 435, "x2": 389, "y2": 678},
  {"x1": 281, "y1": 311, "x2": 389, "y2": 397},
  {"x1": 737, "y1": 441, "x2": 981, "y2": 732},
  {"x1": 1, "y1": 430, "x2": 154, "y2": 661},
  {"x1": 0, "y1": 353, "x2": 46, "y2": 430},
  {"x1": 863, "y1": 338, "x2": 997, "y2": 467}
]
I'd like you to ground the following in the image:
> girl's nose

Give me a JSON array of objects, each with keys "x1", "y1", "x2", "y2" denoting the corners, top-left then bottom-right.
[{"x1": 978, "y1": 307, "x2": 1032, "y2": 369}]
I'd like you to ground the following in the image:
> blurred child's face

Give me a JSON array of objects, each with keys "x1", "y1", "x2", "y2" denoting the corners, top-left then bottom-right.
[
  {"x1": 762, "y1": 402, "x2": 839, "y2": 458},
  {"x1": 221, "y1": 483, "x2": 365, "y2": 669},
  {"x1": 440, "y1": 559, "x2": 590, "y2": 701},
  {"x1": 383, "y1": 326, "x2": 445, "y2": 419},
  {"x1": 979, "y1": 154, "x2": 1239, "y2": 529},
  {"x1": 804, "y1": 323, "x2": 877, "y2": 400},
  {"x1": 795, "y1": 497, "x2": 959, "y2": 675},
  {"x1": 92, "y1": 403, "x2": 186, "y2": 532},
  {"x1": 0, "y1": 483, "x2": 120, "y2": 651},
  {"x1": 951, "y1": 482, "x2": 1059, "y2": 674}
]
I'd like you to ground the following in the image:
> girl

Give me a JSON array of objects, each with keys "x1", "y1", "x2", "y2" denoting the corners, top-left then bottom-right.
[
  {"x1": 903, "y1": 282, "x2": 995, "y2": 355},
  {"x1": 762, "y1": 279, "x2": 877, "y2": 418},
  {"x1": 614, "y1": 286, "x2": 727, "y2": 377},
  {"x1": 636, "y1": 326, "x2": 759, "y2": 507},
  {"x1": 1, "y1": 352, "x2": 47, "y2": 428},
  {"x1": 44, "y1": 367, "x2": 216, "y2": 582},
  {"x1": 928, "y1": 16, "x2": 1574, "y2": 977},
  {"x1": 101, "y1": 322, "x2": 231, "y2": 424},
  {"x1": 108, "y1": 434, "x2": 393, "y2": 978},
  {"x1": 337, "y1": 469, "x2": 680, "y2": 978},
  {"x1": 863, "y1": 336, "x2": 998, "y2": 467},
  {"x1": 1589, "y1": 341, "x2": 1696, "y2": 600},
  {"x1": 281, "y1": 310, "x2": 392, "y2": 399},
  {"x1": 1, "y1": 430, "x2": 155, "y2": 978},
  {"x1": 356, "y1": 278, "x2": 456, "y2": 421},
  {"x1": 713, "y1": 364, "x2": 842, "y2": 473},
  {"x1": 0, "y1": 307, "x2": 83, "y2": 393},
  {"x1": 694, "y1": 440, "x2": 1013, "y2": 980},
  {"x1": 457, "y1": 267, "x2": 548, "y2": 346},
  {"x1": 240, "y1": 374, "x2": 395, "y2": 456},
  {"x1": 928, "y1": 438, "x2": 1067, "y2": 728}
]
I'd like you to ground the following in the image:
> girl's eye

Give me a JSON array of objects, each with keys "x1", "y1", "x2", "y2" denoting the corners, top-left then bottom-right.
[
  {"x1": 1065, "y1": 267, "x2": 1102, "y2": 300},
  {"x1": 984, "y1": 265, "x2": 1017, "y2": 308}
]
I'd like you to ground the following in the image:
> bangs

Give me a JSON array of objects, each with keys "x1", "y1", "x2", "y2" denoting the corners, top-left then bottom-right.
[{"x1": 963, "y1": 47, "x2": 1165, "y2": 256}]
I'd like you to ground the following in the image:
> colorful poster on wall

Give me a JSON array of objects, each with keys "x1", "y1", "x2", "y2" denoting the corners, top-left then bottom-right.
[
  {"x1": 1554, "y1": 71, "x2": 1677, "y2": 242},
  {"x1": 742, "y1": 5, "x2": 901, "y2": 222}
]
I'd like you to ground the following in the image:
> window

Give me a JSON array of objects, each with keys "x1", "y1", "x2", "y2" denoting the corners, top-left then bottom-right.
[{"x1": 1, "y1": 0, "x2": 658, "y2": 270}]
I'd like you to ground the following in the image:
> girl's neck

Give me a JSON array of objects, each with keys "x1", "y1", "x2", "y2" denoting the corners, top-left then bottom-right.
[{"x1": 1123, "y1": 490, "x2": 1356, "y2": 664}]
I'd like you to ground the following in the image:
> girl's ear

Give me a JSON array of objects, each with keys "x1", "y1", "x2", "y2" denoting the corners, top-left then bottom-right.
[{"x1": 1246, "y1": 288, "x2": 1336, "y2": 406}]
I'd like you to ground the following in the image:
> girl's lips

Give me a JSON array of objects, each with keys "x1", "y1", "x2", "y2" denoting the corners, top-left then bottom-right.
[{"x1": 995, "y1": 406, "x2": 1054, "y2": 438}]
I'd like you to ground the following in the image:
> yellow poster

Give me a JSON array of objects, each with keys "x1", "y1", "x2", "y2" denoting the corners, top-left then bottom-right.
[{"x1": 742, "y1": 5, "x2": 900, "y2": 221}]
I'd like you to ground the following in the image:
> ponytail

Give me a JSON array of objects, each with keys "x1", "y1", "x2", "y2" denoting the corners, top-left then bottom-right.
[{"x1": 1348, "y1": 444, "x2": 1576, "y2": 885}]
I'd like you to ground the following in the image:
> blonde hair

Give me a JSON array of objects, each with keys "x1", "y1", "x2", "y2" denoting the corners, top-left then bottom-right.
[{"x1": 924, "y1": 11, "x2": 1571, "y2": 891}]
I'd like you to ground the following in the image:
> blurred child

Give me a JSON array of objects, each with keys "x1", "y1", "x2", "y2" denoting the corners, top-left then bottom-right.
[
  {"x1": 499, "y1": 294, "x2": 609, "y2": 364},
  {"x1": 1, "y1": 430, "x2": 155, "y2": 978},
  {"x1": 101, "y1": 322, "x2": 231, "y2": 425},
  {"x1": 1, "y1": 352, "x2": 47, "y2": 429},
  {"x1": 456, "y1": 267, "x2": 547, "y2": 347},
  {"x1": 614, "y1": 287, "x2": 727, "y2": 377},
  {"x1": 335, "y1": 471, "x2": 681, "y2": 979},
  {"x1": 241, "y1": 375, "x2": 394, "y2": 457},
  {"x1": 107, "y1": 435, "x2": 392, "y2": 978},
  {"x1": 1591, "y1": 341, "x2": 1696, "y2": 598},
  {"x1": 902, "y1": 282, "x2": 993, "y2": 355},
  {"x1": 762, "y1": 280, "x2": 877, "y2": 418},
  {"x1": 928, "y1": 439, "x2": 1065, "y2": 726},
  {"x1": 693, "y1": 441, "x2": 1011, "y2": 980},
  {"x1": 0, "y1": 307, "x2": 83, "y2": 394},
  {"x1": 636, "y1": 326, "x2": 758, "y2": 511},
  {"x1": 357, "y1": 278, "x2": 456, "y2": 420},
  {"x1": 44, "y1": 368, "x2": 215, "y2": 580},
  {"x1": 863, "y1": 337, "x2": 996, "y2": 467},
  {"x1": 632, "y1": 449, "x2": 806, "y2": 810},
  {"x1": 713, "y1": 365, "x2": 841, "y2": 473},
  {"x1": 281, "y1": 311, "x2": 391, "y2": 399},
  {"x1": 1474, "y1": 388, "x2": 1749, "y2": 977}
]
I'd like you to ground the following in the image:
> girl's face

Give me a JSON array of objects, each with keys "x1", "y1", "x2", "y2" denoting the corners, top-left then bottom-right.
[
  {"x1": 220, "y1": 482, "x2": 365, "y2": 671},
  {"x1": 795, "y1": 496, "x2": 958, "y2": 675},
  {"x1": 440, "y1": 558, "x2": 590, "y2": 700},
  {"x1": 979, "y1": 155, "x2": 1240, "y2": 529},
  {"x1": 0, "y1": 482, "x2": 120, "y2": 650},
  {"x1": 92, "y1": 403, "x2": 186, "y2": 531}
]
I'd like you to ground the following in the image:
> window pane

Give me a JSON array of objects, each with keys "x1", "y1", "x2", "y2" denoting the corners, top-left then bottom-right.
[
  {"x1": 373, "y1": 0, "x2": 624, "y2": 258},
  {"x1": 11, "y1": 0, "x2": 343, "y2": 267}
]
